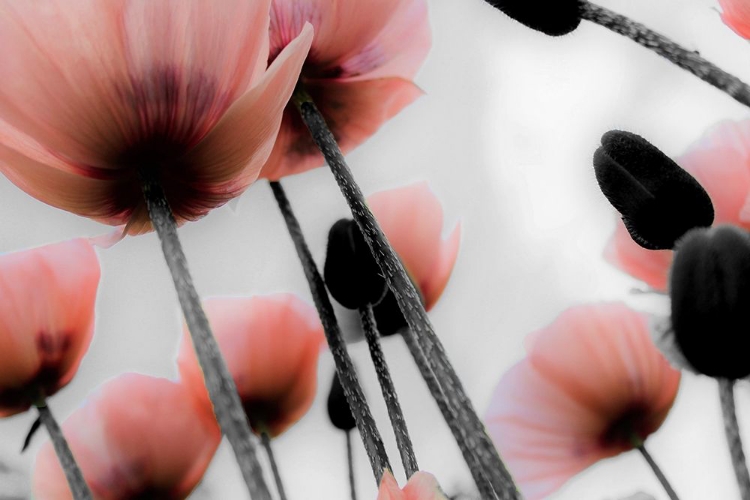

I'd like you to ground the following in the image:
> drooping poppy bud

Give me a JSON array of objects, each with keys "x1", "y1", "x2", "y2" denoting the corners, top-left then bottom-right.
[
  {"x1": 324, "y1": 218, "x2": 388, "y2": 310},
  {"x1": 670, "y1": 225, "x2": 750, "y2": 379},
  {"x1": 594, "y1": 130, "x2": 714, "y2": 250},
  {"x1": 483, "y1": 0, "x2": 583, "y2": 37},
  {"x1": 327, "y1": 372, "x2": 356, "y2": 432}
]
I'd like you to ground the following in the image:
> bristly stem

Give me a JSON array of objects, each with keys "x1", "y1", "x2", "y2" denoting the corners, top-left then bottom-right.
[
  {"x1": 261, "y1": 432, "x2": 288, "y2": 500},
  {"x1": 719, "y1": 378, "x2": 750, "y2": 499},
  {"x1": 581, "y1": 1, "x2": 750, "y2": 109},
  {"x1": 269, "y1": 180, "x2": 391, "y2": 482},
  {"x1": 631, "y1": 433, "x2": 680, "y2": 500},
  {"x1": 140, "y1": 173, "x2": 272, "y2": 500},
  {"x1": 292, "y1": 88, "x2": 518, "y2": 499},
  {"x1": 346, "y1": 431, "x2": 358, "y2": 500},
  {"x1": 35, "y1": 400, "x2": 92, "y2": 500},
  {"x1": 360, "y1": 304, "x2": 419, "y2": 478}
]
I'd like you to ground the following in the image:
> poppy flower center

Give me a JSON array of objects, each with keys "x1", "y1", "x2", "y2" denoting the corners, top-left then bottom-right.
[{"x1": 599, "y1": 404, "x2": 652, "y2": 449}]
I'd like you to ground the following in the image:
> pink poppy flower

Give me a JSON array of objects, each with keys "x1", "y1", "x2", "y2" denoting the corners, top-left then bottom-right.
[
  {"x1": 485, "y1": 303, "x2": 681, "y2": 500},
  {"x1": 376, "y1": 470, "x2": 447, "y2": 500},
  {"x1": 0, "y1": 0, "x2": 313, "y2": 234},
  {"x1": 605, "y1": 119, "x2": 750, "y2": 290},
  {"x1": 33, "y1": 373, "x2": 221, "y2": 499},
  {"x1": 719, "y1": 0, "x2": 750, "y2": 39},
  {"x1": 177, "y1": 294, "x2": 326, "y2": 437},
  {"x1": 259, "y1": 0, "x2": 430, "y2": 180},
  {"x1": 0, "y1": 238, "x2": 99, "y2": 417},
  {"x1": 369, "y1": 182, "x2": 460, "y2": 310}
]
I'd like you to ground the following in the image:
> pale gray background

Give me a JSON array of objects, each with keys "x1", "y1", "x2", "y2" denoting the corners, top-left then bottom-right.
[{"x1": 0, "y1": 0, "x2": 748, "y2": 498}]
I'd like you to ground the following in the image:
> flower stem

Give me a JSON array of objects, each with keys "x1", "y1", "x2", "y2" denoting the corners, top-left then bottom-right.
[
  {"x1": 580, "y1": 1, "x2": 750, "y2": 109},
  {"x1": 719, "y1": 378, "x2": 750, "y2": 499},
  {"x1": 399, "y1": 328, "x2": 497, "y2": 500},
  {"x1": 34, "y1": 400, "x2": 92, "y2": 500},
  {"x1": 346, "y1": 431, "x2": 358, "y2": 500},
  {"x1": 632, "y1": 436, "x2": 680, "y2": 500},
  {"x1": 292, "y1": 88, "x2": 517, "y2": 499},
  {"x1": 140, "y1": 174, "x2": 271, "y2": 500},
  {"x1": 360, "y1": 304, "x2": 419, "y2": 478},
  {"x1": 260, "y1": 432, "x2": 288, "y2": 500},
  {"x1": 269, "y1": 180, "x2": 391, "y2": 482}
]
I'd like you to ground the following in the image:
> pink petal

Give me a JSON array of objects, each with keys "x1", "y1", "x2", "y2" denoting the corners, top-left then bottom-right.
[
  {"x1": 0, "y1": 239, "x2": 99, "y2": 417},
  {"x1": 377, "y1": 471, "x2": 405, "y2": 500},
  {"x1": 260, "y1": 76, "x2": 422, "y2": 180},
  {"x1": 604, "y1": 220, "x2": 672, "y2": 291},
  {"x1": 368, "y1": 182, "x2": 458, "y2": 309},
  {"x1": 402, "y1": 472, "x2": 448, "y2": 500},
  {"x1": 719, "y1": 0, "x2": 750, "y2": 39},
  {"x1": 182, "y1": 23, "x2": 313, "y2": 195},
  {"x1": 270, "y1": 0, "x2": 403, "y2": 74},
  {"x1": 177, "y1": 294, "x2": 325, "y2": 437},
  {"x1": 340, "y1": 0, "x2": 430, "y2": 81},
  {"x1": 33, "y1": 374, "x2": 220, "y2": 499}
]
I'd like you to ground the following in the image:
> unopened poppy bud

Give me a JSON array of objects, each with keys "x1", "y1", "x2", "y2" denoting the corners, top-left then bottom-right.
[
  {"x1": 670, "y1": 225, "x2": 750, "y2": 379},
  {"x1": 594, "y1": 130, "x2": 714, "y2": 250},
  {"x1": 327, "y1": 373, "x2": 356, "y2": 432},
  {"x1": 483, "y1": 0, "x2": 583, "y2": 36},
  {"x1": 324, "y1": 219, "x2": 388, "y2": 309}
]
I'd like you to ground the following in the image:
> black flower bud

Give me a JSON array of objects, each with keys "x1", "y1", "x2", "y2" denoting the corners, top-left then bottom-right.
[
  {"x1": 484, "y1": 0, "x2": 583, "y2": 36},
  {"x1": 324, "y1": 219, "x2": 388, "y2": 310},
  {"x1": 594, "y1": 130, "x2": 714, "y2": 250},
  {"x1": 327, "y1": 372, "x2": 356, "y2": 432},
  {"x1": 670, "y1": 225, "x2": 750, "y2": 379}
]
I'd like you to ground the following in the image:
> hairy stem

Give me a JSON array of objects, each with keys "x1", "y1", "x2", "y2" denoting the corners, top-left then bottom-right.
[
  {"x1": 292, "y1": 88, "x2": 517, "y2": 499},
  {"x1": 35, "y1": 401, "x2": 92, "y2": 500},
  {"x1": 719, "y1": 378, "x2": 750, "y2": 499},
  {"x1": 360, "y1": 304, "x2": 419, "y2": 478},
  {"x1": 269, "y1": 180, "x2": 391, "y2": 482},
  {"x1": 581, "y1": 1, "x2": 750, "y2": 109},
  {"x1": 141, "y1": 175, "x2": 271, "y2": 500}
]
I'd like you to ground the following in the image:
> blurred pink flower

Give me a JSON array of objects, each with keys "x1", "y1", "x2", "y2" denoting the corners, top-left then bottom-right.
[
  {"x1": 259, "y1": 0, "x2": 430, "y2": 180},
  {"x1": 719, "y1": 0, "x2": 750, "y2": 39},
  {"x1": 33, "y1": 373, "x2": 221, "y2": 499},
  {"x1": 377, "y1": 470, "x2": 447, "y2": 500},
  {"x1": 485, "y1": 303, "x2": 681, "y2": 500},
  {"x1": 0, "y1": 0, "x2": 312, "y2": 234},
  {"x1": 0, "y1": 239, "x2": 99, "y2": 417},
  {"x1": 177, "y1": 294, "x2": 326, "y2": 437},
  {"x1": 605, "y1": 119, "x2": 750, "y2": 290},
  {"x1": 369, "y1": 182, "x2": 460, "y2": 310}
]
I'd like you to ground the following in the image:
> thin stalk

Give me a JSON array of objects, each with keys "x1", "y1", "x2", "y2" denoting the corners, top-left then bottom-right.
[
  {"x1": 400, "y1": 329, "x2": 497, "y2": 500},
  {"x1": 360, "y1": 304, "x2": 419, "y2": 478},
  {"x1": 346, "y1": 431, "x2": 358, "y2": 500},
  {"x1": 269, "y1": 180, "x2": 391, "y2": 483},
  {"x1": 140, "y1": 174, "x2": 271, "y2": 500},
  {"x1": 631, "y1": 434, "x2": 679, "y2": 500},
  {"x1": 580, "y1": 1, "x2": 750, "y2": 109},
  {"x1": 292, "y1": 88, "x2": 518, "y2": 499},
  {"x1": 719, "y1": 378, "x2": 750, "y2": 499},
  {"x1": 35, "y1": 401, "x2": 92, "y2": 500},
  {"x1": 261, "y1": 432, "x2": 288, "y2": 500}
]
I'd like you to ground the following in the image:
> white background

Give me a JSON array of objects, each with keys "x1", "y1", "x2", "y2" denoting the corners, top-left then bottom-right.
[{"x1": 1, "y1": 0, "x2": 749, "y2": 498}]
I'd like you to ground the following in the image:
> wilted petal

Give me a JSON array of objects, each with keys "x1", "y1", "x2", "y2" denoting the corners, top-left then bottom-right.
[
  {"x1": 0, "y1": 239, "x2": 99, "y2": 417},
  {"x1": 33, "y1": 374, "x2": 220, "y2": 499},
  {"x1": 177, "y1": 294, "x2": 325, "y2": 437}
]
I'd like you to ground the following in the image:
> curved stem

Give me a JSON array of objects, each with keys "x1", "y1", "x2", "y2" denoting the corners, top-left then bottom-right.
[
  {"x1": 632, "y1": 436, "x2": 679, "y2": 500},
  {"x1": 261, "y1": 432, "x2": 288, "y2": 500},
  {"x1": 141, "y1": 174, "x2": 271, "y2": 500},
  {"x1": 346, "y1": 431, "x2": 358, "y2": 500},
  {"x1": 35, "y1": 401, "x2": 92, "y2": 500},
  {"x1": 580, "y1": 1, "x2": 750, "y2": 109},
  {"x1": 719, "y1": 378, "x2": 750, "y2": 499},
  {"x1": 269, "y1": 180, "x2": 391, "y2": 483},
  {"x1": 292, "y1": 88, "x2": 517, "y2": 499},
  {"x1": 360, "y1": 304, "x2": 419, "y2": 478}
]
